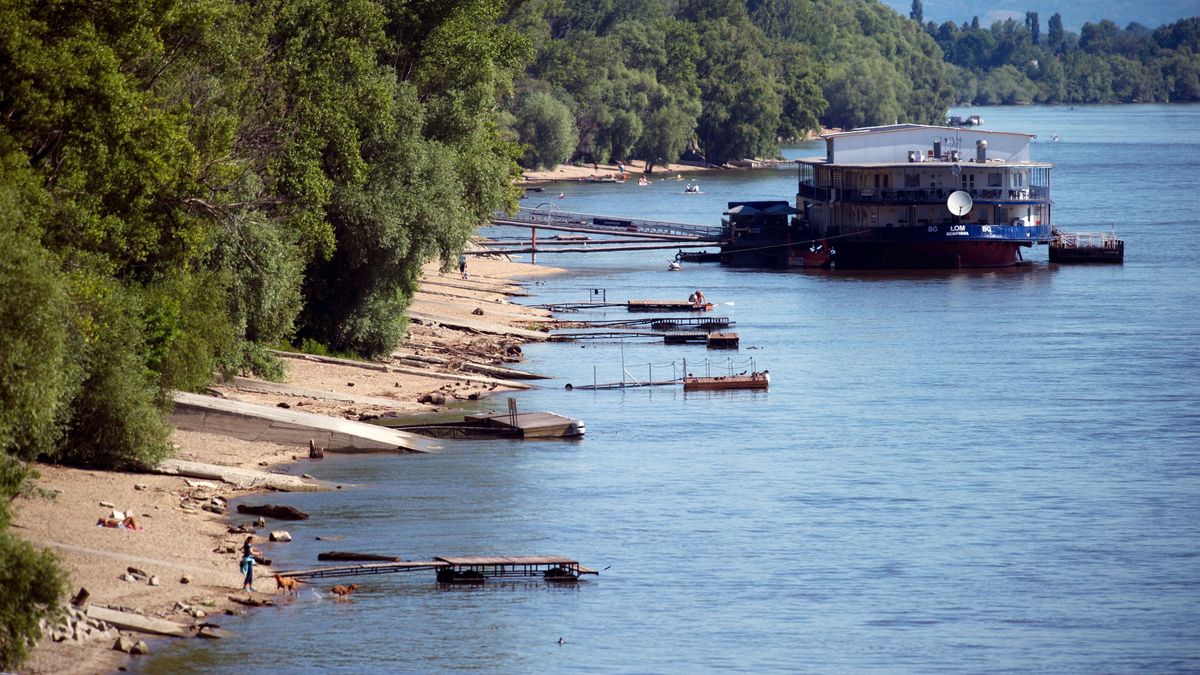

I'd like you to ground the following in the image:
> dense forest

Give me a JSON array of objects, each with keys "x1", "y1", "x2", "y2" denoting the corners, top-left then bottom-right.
[
  {"x1": 499, "y1": 1, "x2": 1200, "y2": 171},
  {"x1": 501, "y1": 0, "x2": 954, "y2": 168},
  {"x1": 0, "y1": 0, "x2": 526, "y2": 666},
  {"x1": 915, "y1": 5, "x2": 1200, "y2": 105}
]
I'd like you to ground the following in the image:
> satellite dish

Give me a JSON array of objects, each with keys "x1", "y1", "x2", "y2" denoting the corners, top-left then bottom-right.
[{"x1": 947, "y1": 190, "x2": 973, "y2": 216}]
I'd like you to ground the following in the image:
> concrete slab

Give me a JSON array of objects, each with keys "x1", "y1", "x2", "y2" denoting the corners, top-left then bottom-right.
[
  {"x1": 224, "y1": 376, "x2": 408, "y2": 407},
  {"x1": 170, "y1": 392, "x2": 440, "y2": 453},
  {"x1": 408, "y1": 311, "x2": 549, "y2": 341}
]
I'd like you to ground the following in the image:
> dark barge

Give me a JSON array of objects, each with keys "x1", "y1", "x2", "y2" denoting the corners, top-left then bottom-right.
[{"x1": 1049, "y1": 230, "x2": 1124, "y2": 263}]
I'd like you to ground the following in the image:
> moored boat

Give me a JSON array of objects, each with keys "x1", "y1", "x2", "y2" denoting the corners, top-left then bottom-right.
[
  {"x1": 785, "y1": 124, "x2": 1056, "y2": 268},
  {"x1": 1049, "y1": 229, "x2": 1124, "y2": 263},
  {"x1": 683, "y1": 370, "x2": 769, "y2": 391}
]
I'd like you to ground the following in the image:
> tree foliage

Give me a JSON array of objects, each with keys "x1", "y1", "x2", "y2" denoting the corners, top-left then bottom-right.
[
  {"x1": 0, "y1": 1, "x2": 529, "y2": 665},
  {"x1": 928, "y1": 13, "x2": 1200, "y2": 104},
  {"x1": 503, "y1": 0, "x2": 952, "y2": 166}
]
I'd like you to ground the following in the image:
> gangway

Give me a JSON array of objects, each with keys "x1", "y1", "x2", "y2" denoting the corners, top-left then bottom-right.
[
  {"x1": 277, "y1": 555, "x2": 598, "y2": 583},
  {"x1": 492, "y1": 206, "x2": 726, "y2": 242}
]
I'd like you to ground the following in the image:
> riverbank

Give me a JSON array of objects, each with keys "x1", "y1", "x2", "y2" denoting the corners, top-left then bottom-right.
[
  {"x1": 519, "y1": 158, "x2": 717, "y2": 183},
  {"x1": 12, "y1": 250, "x2": 561, "y2": 674},
  {"x1": 518, "y1": 130, "x2": 836, "y2": 183}
]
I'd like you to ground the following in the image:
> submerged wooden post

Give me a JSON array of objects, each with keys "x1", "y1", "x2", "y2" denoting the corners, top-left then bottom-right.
[{"x1": 531, "y1": 227, "x2": 537, "y2": 264}]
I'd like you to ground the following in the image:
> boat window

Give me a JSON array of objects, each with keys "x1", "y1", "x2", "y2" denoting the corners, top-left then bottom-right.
[
  {"x1": 988, "y1": 173, "x2": 1002, "y2": 187},
  {"x1": 904, "y1": 172, "x2": 919, "y2": 188}
]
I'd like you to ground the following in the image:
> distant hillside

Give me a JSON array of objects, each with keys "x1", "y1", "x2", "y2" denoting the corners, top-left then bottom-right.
[{"x1": 879, "y1": 0, "x2": 1198, "y2": 31}]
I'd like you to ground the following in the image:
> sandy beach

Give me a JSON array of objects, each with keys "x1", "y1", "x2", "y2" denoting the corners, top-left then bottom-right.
[
  {"x1": 11, "y1": 252, "x2": 561, "y2": 674},
  {"x1": 520, "y1": 157, "x2": 717, "y2": 182}
]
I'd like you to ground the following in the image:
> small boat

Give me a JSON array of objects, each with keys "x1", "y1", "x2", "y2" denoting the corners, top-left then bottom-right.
[
  {"x1": 677, "y1": 250, "x2": 721, "y2": 263},
  {"x1": 1049, "y1": 229, "x2": 1124, "y2": 263},
  {"x1": 684, "y1": 183, "x2": 700, "y2": 194},
  {"x1": 668, "y1": 260, "x2": 682, "y2": 271},
  {"x1": 788, "y1": 241, "x2": 832, "y2": 268},
  {"x1": 683, "y1": 370, "x2": 769, "y2": 391}
]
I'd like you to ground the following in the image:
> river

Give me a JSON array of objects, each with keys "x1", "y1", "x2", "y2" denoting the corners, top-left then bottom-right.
[{"x1": 141, "y1": 104, "x2": 1200, "y2": 673}]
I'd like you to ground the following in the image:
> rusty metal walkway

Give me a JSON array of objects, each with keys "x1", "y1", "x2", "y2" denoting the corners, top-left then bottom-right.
[
  {"x1": 492, "y1": 206, "x2": 725, "y2": 242},
  {"x1": 278, "y1": 555, "x2": 598, "y2": 582}
]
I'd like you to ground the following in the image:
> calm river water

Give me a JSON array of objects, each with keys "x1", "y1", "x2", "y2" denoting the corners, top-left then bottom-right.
[{"x1": 143, "y1": 105, "x2": 1200, "y2": 673}]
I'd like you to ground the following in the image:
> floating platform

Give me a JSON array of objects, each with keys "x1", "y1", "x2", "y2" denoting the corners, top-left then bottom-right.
[
  {"x1": 683, "y1": 371, "x2": 769, "y2": 391},
  {"x1": 278, "y1": 555, "x2": 598, "y2": 583},
  {"x1": 661, "y1": 332, "x2": 740, "y2": 349},
  {"x1": 663, "y1": 331, "x2": 708, "y2": 345},
  {"x1": 1049, "y1": 231, "x2": 1124, "y2": 263},
  {"x1": 649, "y1": 317, "x2": 732, "y2": 331},
  {"x1": 386, "y1": 411, "x2": 584, "y2": 439},
  {"x1": 627, "y1": 300, "x2": 712, "y2": 312},
  {"x1": 706, "y1": 332, "x2": 740, "y2": 349}
]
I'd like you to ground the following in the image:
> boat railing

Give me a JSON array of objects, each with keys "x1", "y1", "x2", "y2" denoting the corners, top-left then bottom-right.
[
  {"x1": 799, "y1": 184, "x2": 1049, "y2": 204},
  {"x1": 1052, "y1": 229, "x2": 1122, "y2": 249}
]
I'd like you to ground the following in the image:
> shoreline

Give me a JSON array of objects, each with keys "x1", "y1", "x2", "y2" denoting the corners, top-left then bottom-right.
[
  {"x1": 518, "y1": 130, "x2": 835, "y2": 183},
  {"x1": 13, "y1": 250, "x2": 563, "y2": 674}
]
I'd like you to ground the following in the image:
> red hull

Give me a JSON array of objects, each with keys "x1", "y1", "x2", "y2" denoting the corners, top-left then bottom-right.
[{"x1": 834, "y1": 240, "x2": 1021, "y2": 269}]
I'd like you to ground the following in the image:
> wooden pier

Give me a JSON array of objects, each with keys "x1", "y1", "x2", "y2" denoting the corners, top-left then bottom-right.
[
  {"x1": 462, "y1": 412, "x2": 584, "y2": 438},
  {"x1": 277, "y1": 555, "x2": 598, "y2": 583},
  {"x1": 627, "y1": 300, "x2": 712, "y2": 312},
  {"x1": 649, "y1": 317, "x2": 731, "y2": 331},
  {"x1": 663, "y1": 331, "x2": 708, "y2": 345},
  {"x1": 386, "y1": 411, "x2": 584, "y2": 439},
  {"x1": 706, "y1": 332, "x2": 740, "y2": 349}
]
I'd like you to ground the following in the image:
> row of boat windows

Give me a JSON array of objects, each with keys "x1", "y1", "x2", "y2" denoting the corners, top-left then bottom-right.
[
  {"x1": 800, "y1": 166, "x2": 1042, "y2": 191},
  {"x1": 838, "y1": 204, "x2": 1046, "y2": 226}
]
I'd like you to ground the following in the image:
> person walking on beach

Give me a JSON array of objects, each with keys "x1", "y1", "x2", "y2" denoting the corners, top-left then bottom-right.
[
  {"x1": 458, "y1": 254, "x2": 468, "y2": 279},
  {"x1": 241, "y1": 536, "x2": 259, "y2": 592}
]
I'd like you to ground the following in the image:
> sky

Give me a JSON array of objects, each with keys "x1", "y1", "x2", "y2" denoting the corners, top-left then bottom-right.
[{"x1": 878, "y1": 0, "x2": 1199, "y2": 31}]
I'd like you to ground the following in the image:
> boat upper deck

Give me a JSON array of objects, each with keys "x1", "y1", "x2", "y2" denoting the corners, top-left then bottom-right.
[{"x1": 796, "y1": 158, "x2": 1053, "y2": 169}]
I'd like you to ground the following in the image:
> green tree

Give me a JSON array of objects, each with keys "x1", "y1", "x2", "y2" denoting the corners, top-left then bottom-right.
[
  {"x1": 1047, "y1": 12, "x2": 1064, "y2": 50},
  {"x1": 910, "y1": 0, "x2": 923, "y2": 24},
  {"x1": 515, "y1": 90, "x2": 578, "y2": 169}
]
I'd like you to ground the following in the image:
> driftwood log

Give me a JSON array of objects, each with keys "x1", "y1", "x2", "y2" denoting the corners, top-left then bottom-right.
[
  {"x1": 227, "y1": 595, "x2": 274, "y2": 607},
  {"x1": 236, "y1": 504, "x2": 310, "y2": 520}
]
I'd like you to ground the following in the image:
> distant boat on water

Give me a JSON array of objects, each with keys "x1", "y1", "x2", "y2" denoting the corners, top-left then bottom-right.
[{"x1": 948, "y1": 114, "x2": 983, "y2": 127}]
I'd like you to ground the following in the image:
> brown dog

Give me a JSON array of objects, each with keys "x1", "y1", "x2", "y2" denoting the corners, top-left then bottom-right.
[
  {"x1": 331, "y1": 583, "x2": 359, "y2": 599},
  {"x1": 274, "y1": 574, "x2": 304, "y2": 595}
]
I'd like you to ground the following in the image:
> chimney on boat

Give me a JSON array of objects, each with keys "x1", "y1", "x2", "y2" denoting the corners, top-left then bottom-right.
[{"x1": 976, "y1": 139, "x2": 988, "y2": 163}]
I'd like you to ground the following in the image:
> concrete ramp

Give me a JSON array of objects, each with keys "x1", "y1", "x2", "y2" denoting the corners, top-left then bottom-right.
[{"x1": 171, "y1": 392, "x2": 440, "y2": 453}]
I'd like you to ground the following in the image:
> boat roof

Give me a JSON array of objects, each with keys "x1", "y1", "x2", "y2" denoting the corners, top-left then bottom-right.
[
  {"x1": 724, "y1": 201, "x2": 800, "y2": 216},
  {"x1": 823, "y1": 123, "x2": 1035, "y2": 140},
  {"x1": 797, "y1": 158, "x2": 1052, "y2": 169}
]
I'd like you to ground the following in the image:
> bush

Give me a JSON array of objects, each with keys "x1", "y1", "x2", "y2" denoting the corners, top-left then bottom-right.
[
  {"x1": 0, "y1": 457, "x2": 65, "y2": 670},
  {"x1": 54, "y1": 275, "x2": 172, "y2": 470},
  {"x1": 0, "y1": 177, "x2": 72, "y2": 461}
]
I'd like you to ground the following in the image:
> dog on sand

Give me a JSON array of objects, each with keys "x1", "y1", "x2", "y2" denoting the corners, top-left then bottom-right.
[
  {"x1": 274, "y1": 574, "x2": 304, "y2": 595},
  {"x1": 331, "y1": 583, "x2": 359, "y2": 599}
]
